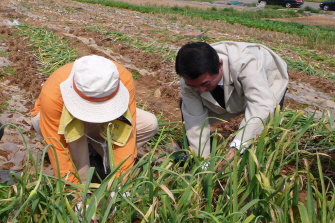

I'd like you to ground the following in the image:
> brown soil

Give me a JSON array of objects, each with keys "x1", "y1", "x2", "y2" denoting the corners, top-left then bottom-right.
[{"x1": 0, "y1": 0, "x2": 334, "y2": 183}]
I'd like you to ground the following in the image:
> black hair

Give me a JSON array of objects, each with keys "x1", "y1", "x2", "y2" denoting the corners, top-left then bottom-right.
[{"x1": 175, "y1": 42, "x2": 220, "y2": 80}]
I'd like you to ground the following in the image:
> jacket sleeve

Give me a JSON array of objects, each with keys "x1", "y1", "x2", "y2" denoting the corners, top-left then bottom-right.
[
  {"x1": 180, "y1": 80, "x2": 212, "y2": 156},
  {"x1": 233, "y1": 46, "x2": 279, "y2": 147}
]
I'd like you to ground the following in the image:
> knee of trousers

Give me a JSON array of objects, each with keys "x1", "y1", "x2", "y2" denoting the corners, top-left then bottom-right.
[{"x1": 146, "y1": 113, "x2": 159, "y2": 137}]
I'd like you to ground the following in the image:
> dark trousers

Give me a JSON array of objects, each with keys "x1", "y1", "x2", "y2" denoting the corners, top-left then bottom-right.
[{"x1": 0, "y1": 122, "x2": 4, "y2": 140}]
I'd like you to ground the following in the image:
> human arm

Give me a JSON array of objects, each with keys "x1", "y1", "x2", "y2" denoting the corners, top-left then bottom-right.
[
  {"x1": 231, "y1": 46, "x2": 281, "y2": 149},
  {"x1": 35, "y1": 63, "x2": 84, "y2": 184},
  {"x1": 211, "y1": 42, "x2": 288, "y2": 151},
  {"x1": 39, "y1": 94, "x2": 81, "y2": 184}
]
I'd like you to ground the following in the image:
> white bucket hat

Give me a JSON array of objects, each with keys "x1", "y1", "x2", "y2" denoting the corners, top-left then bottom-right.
[{"x1": 60, "y1": 55, "x2": 129, "y2": 123}]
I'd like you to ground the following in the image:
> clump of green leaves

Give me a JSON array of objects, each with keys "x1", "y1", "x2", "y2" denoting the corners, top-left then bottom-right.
[
  {"x1": 265, "y1": 4, "x2": 285, "y2": 9},
  {"x1": 208, "y1": 6, "x2": 218, "y2": 11},
  {"x1": 297, "y1": 8, "x2": 305, "y2": 13},
  {"x1": 131, "y1": 71, "x2": 141, "y2": 80},
  {"x1": 1, "y1": 109, "x2": 335, "y2": 222},
  {"x1": 14, "y1": 25, "x2": 78, "y2": 74},
  {"x1": 0, "y1": 66, "x2": 16, "y2": 76},
  {"x1": 304, "y1": 6, "x2": 320, "y2": 13},
  {"x1": 246, "y1": 2, "x2": 257, "y2": 7}
]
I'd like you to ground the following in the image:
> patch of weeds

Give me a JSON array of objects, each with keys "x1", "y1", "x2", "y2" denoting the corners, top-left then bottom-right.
[
  {"x1": 0, "y1": 102, "x2": 8, "y2": 112},
  {"x1": 221, "y1": 7, "x2": 236, "y2": 12},
  {"x1": 63, "y1": 6, "x2": 76, "y2": 13},
  {"x1": 265, "y1": 5, "x2": 285, "y2": 9},
  {"x1": 23, "y1": 130, "x2": 37, "y2": 138},
  {"x1": 246, "y1": 2, "x2": 257, "y2": 7},
  {"x1": 167, "y1": 16, "x2": 178, "y2": 22},
  {"x1": 285, "y1": 58, "x2": 318, "y2": 75},
  {"x1": 171, "y1": 34, "x2": 185, "y2": 40},
  {"x1": 0, "y1": 49, "x2": 10, "y2": 57},
  {"x1": 0, "y1": 67, "x2": 16, "y2": 76},
  {"x1": 86, "y1": 25, "x2": 103, "y2": 32},
  {"x1": 305, "y1": 27, "x2": 335, "y2": 50},
  {"x1": 131, "y1": 70, "x2": 141, "y2": 80},
  {"x1": 149, "y1": 30, "x2": 161, "y2": 34},
  {"x1": 4, "y1": 66, "x2": 16, "y2": 75},
  {"x1": 285, "y1": 45, "x2": 335, "y2": 67},
  {"x1": 297, "y1": 8, "x2": 305, "y2": 13},
  {"x1": 0, "y1": 35, "x2": 10, "y2": 41},
  {"x1": 170, "y1": 5, "x2": 181, "y2": 11},
  {"x1": 280, "y1": 46, "x2": 335, "y2": 79},
  {"x1": 158, "y1": 32, "x2": 184, "y2": 42},
  {"x1": 184, "y1": 5, "x2": 192, "y2": 11},
  {"x1": 208, "y1": 6, "x2": 217, "y2": 11},
  {"x1": 105, "y1": 30, "x2": 123, "y2": 37},
  {"x1": 304, "y1": 6, "x2": 320, "y2": 13},
  {"x1": 287, "y1": 101, "x2": 309, "y2": 110}
]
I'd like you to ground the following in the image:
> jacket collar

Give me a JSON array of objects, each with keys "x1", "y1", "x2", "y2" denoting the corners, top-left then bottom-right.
[
  {"x1": 221, "y1": 53, "x2": 234, "y2": 103},
  {"x1": 201, "y1": 53, "x2": 234, "y2": 107}
]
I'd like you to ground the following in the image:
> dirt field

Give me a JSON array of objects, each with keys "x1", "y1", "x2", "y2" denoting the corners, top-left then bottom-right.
[{"x1": 0, "y1": 0, "x2": 335, "y2": 182}]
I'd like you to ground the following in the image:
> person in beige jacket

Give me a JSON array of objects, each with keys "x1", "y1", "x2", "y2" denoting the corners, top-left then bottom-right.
[{"x1": 176, "y1": 41, "x2": 289, "y2": 167}]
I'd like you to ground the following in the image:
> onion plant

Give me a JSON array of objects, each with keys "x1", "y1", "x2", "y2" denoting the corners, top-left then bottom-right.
[
  {"x1": 14, "y1": 25, "x2": 78, "y2": 74},
  {"x1": 0, "y1": 108, "x2": 334, "y2": 222}
]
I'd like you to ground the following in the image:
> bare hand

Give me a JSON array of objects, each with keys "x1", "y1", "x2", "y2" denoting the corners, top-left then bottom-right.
[{"x1": 217, "y1": 148, "x2": 236, "y2": 172}]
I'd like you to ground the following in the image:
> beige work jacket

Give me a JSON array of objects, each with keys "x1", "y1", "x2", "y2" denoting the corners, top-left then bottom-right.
[{"x1": 180, "y1": 41, "x2": 289, "y2": 156}]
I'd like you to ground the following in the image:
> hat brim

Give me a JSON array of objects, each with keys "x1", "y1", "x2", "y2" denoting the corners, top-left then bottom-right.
[{"x1": 60, "y1": 71, "x2": 129, "y2": 123}]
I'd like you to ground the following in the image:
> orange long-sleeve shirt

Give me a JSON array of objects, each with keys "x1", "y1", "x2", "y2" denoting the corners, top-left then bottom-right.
[{"x1": 31, "y1": 60, "x2": 137, "y2": 184}]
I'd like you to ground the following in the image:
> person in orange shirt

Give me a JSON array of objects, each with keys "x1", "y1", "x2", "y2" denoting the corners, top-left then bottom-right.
[{"x1": 31, "y1": 55, "x2": 158, "y2": 184}]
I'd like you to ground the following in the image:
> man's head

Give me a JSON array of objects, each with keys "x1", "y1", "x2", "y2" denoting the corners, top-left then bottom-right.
[
  {"x1": 175, "y1": 42, "x2": 222, "y2": 93},
  {"x1": 60, "y1": 55, "x2": 129, "y2": 123}
]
